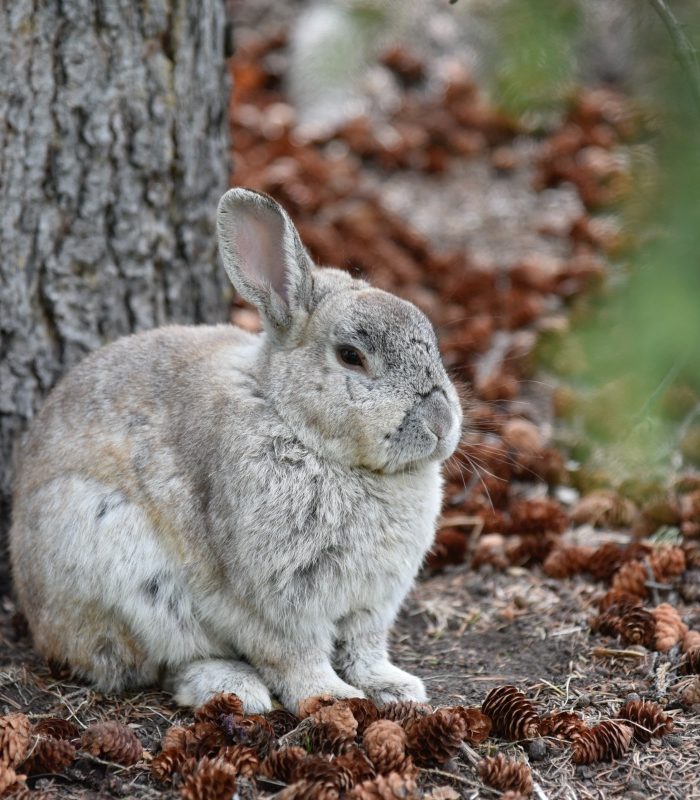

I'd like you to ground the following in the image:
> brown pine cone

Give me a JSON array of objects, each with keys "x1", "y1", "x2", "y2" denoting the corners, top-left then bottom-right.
[
  {"x1": 293, "y1": 754, "x2": 353, "y2": 791},
  {"x1": 180, "y1": 756, "x2": 237, "y2": 800},
  {"x1": 649, "y1": 546, "x2": 686, "y2": 582},
  {"x1": 481, "y1": 686, "x2": 540, "y2": 741},
  {"x1": 362, "y1": 721, "x2": 412, "y2": 775},
  {"x1": 308, "y1": 703, "x2": 358, "y2": 754},
  {"x1": 31, "y1": 718, "x2": 80, "y2": 741},
  {"x1": 24, "y1": 736, "x2": 76, "y2": 774},
  {"x1": 0, "y1": 714, "x2": 32, "y2": 768},
  {"x1": 221, "y1": 715, "x2": 274, "y2": 757},
  {"x1": 596, "y1": 590, "x2": 643, "y2": 614},
  {"x1": 183, "y1": 722, "x2": 228, "y2": 758},
  {"x1": 161, "y1": 725, "x2": 189, "y2": 752},
  {"x1": 403, "y1": 709, "x2": 463, "y2": 767},
  {"x1": 611, "y1": 560, "x2": 648, "y2": 599},
  {"x1": 618, "y1": 700, "x2": 673, "y2": 742},
  {"x1": 681, "y1": 646, "x2": 700, "y2": 675},
  {"x1": 538, "y1": 711, "x2": 586, "y2": 740},
  {"x1": 378, "y1": 701, "x2": 432, "y2": 725},
  {"x1": 479, "y1": 753, "x2": 533, "y2": 795},
  {"x1": 590, "y1": 609, "x2": 622, "y2": 638},
  {"x1": 344, "y1": 699, "x2": 380, "y2": 734},
  {"x1": 217, "y1": 744, "x2": 260, "y2": 778},
  {"x1": 0, "y1": 765, "x2": 25, "y2": 795},
  {"x1": 298, "y1": 695, "x2": 338, "y2": 719},
  {"x1": 652, "y1": 603, "x2": 688, "y2": 652},
  {"x1": 348, "y1": 772, "x2": 420, "y2": 800},
  {"x1": 543, "y1": 545, "x2": 594, "y2": 578},
  {"x1": 264, "y1": 709, "x2": 301, "y2": 738},
  {"x1": 194, "y1": 693, "x2": 244, "y2": 725},
  {"x1": 334, "y1": 747, "x2": 377, "y2": 784},
  {"x1": 277, "y1": 778, "x2": 340, "y2": 800},
  {"x1": 445, "y1": 707, "x2": 491, "y2": 744},
  {"x1": 571, "y1": 720, "x2": 633, "y2": 764},
  {"x1": 683, "y1": 630, "x2": 700, "y2": 651},
  {"x1": 571, "y1": 491, "x2": 637, "y2": 529},
  {"x1": 680, "y1": 677, "x2": 700, "y2": 707},
  {"x1": 80, "y1": 721, "x2": 143, "y2": 765},
  {"x1": 260, "y1": 747, "x2": 308, "y2": 782},
  {"x1": 508, "y1": 497, "x2": 569, "y2": 535},
  {"x1": 586, "y1": 542, "x2": 626, "y2": 581},
  {"x1": 505, "y1": 533, "x2": 558, "y2": 567},
  {"x1": 618, "y1": 607, "x2": 656, "y2": 648},
  {"x1": 151, "y1": 747, "x2": 189, "y2": 782}
]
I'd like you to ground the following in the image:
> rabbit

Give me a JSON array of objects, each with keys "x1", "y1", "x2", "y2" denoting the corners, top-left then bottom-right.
[{"x1": 9, "y1": 188, "x2": 463, "y2": 713}]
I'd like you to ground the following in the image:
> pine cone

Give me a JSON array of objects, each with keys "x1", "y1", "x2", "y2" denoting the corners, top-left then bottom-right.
[
  {"x1": 508, "y1": 497, "x2": 568, "y2": 535},
  {"x1": 618, "y1": 700, "x2": 673, "y2": 742},
  {"x1": 506, "y1": 533, "x2": 558, "y2": 567},
  {"x1": 0, "y1": 765, "x2": 25, "y2": 795},
  {"x1": 264, "y1": 710, "x2": 301, "y2": 738},
  {"x1": 618, "y1": 607, "x2": 656, "y2": 648},
  {"x1": 194, "y1": 693, "x2": 244, "y2": 725},
  {"x1": 348, "y1": 772, "x2": 420, "y2": 800},
  {"x1": 683, "y1": 630, "x2": 700, "y2": 651},
  {"x1": 479, "y1": 753, "x2": 533, "y2": 795},
  {"x1": 161, "y1": 725, "x2": 190, "y2": 752},
  {"x1": 180, "y1": 756, "x2": 237, "y2": 800},
  {"x1": 31, "y1": 718, "x2": 79, "y2": 741},
  {"x1": 220, "y1": 715, "x2": 274, "y2": 757},
  {"x1": 344, "y1": 699, "x2": 380, "y2": 734},
  {"x1": 680, "y1": 677, "x2": 700, "y2": 707},
  {"x1": 308, "y1": 704, "x2": 358, "y2": 754},
  {"x1": 649, "y1": 546, "x2": 686, "y2": 582},
  {"x1": 596, "y1": 590, "x2": 642, "y2": 614},
  {"x1": 24, "y1": 736, "x2": 76, "y2": 774},
  {"x1": 571, "y1": 720, "x2": 633, "y2": 764},
  {"x1": 403, "y1": 709, "x2": 463, "y2": 767},
  {"x1": 260, "y1": 747, "x2": 308, "y2": 782},
  {"x1": 298, "y1": 695, "x2": 338, "y2": 719},
  {"x1": 334, "y1": 748, "x2": 377, "y2": 784},
  {"x1": 471, "y1": 534, "x2": 509, "y2": 570},
  {"x1": 293, "y1": 754, "x2": 353, "y2": 791},
  {"x1": 611, "y1": 560, "x2": 648, "y2": 599},
  {"x1": 681, "y1": 646, "x2": 700, "y2": 675},
  {"x1": 0, "y1": 714, "x2": 32, "y2": 767},
  {"x1": 151, "y1": 747, "x2": 189, "y2": 782},
  {"x1": 538, "y1": 711, "x2": 586, "y2": 740},
  {"x1": 217, "y1": 744, "x2": 260, "y2": 778},
  {"x1": 481, "y1": 686, "x2": 540, "y2": 740},
  {"x1": 362, "y1": 721, "x2": 412, "y2": 775},
  {"x1": 543, "y1": 545, "x2": 594, "y2": 578},
  {"x1": 446, "y1": 707, "x2": 491, "y2": 744},
  {"x1": 80, "y1": 721, "x2": 143, "y2": 765},
  {"x1": 571, "y1": 490, "x2": 637, "y2": 529},
  {"x1": 378, "y1": 702, "x2": 432, "y2": 725},
  {"x1": 590, "y1": 609, "x2": 622, "y2": 638},
  {"x1": 652, "y1": 603, "x2": 688, "y2": 652},
  {"x1": 277, "y1": 778, "x2": 340, "y2": 800},
  {"x1": 586, "y1": 542, "x2": 626, "y2": 581}
]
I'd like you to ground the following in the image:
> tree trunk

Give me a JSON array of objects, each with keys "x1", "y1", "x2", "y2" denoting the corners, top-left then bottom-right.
[{"x1": 0, "y1": 0, "x2": 231, "y2": 553}]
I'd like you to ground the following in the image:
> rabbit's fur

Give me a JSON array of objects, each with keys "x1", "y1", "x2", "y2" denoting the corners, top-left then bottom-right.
[{"x1": 10, "y1": 189, "x2": 462, "y2": 713}]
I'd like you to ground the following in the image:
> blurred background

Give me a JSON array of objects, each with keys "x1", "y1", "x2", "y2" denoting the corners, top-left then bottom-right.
[{"x1": 2, "y1": 0, "x2": 700, "y2": 573}]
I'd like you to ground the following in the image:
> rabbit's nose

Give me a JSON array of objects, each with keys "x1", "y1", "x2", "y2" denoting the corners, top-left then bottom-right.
[{"x1": 420, "y1": 389, "x2": 453, "y2": 440}]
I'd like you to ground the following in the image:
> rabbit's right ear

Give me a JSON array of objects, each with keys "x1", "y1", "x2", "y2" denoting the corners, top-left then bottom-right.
[{"x1": 217, "y1": 188, "x2": 314, "y2": 335}]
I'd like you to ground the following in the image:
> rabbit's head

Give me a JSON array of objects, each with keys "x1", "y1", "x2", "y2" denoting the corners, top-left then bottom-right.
[{"x1": 218, "y1": 188, "x2": 463, "y2": 473}]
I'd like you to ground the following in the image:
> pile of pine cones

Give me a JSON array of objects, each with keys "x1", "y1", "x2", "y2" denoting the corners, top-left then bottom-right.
[{"x1": 0, "y1": 715, "x2": 142, "y2": 795}]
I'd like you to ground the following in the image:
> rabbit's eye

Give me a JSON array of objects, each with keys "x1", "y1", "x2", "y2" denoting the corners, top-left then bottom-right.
[{"x1": 337, "y1": 346, "x2": 365, "y2": 370}]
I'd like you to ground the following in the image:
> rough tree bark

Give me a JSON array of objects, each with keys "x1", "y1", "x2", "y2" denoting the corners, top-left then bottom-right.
[{"x1": 0, "y1": 0, "x2": 231, "y2": 551}]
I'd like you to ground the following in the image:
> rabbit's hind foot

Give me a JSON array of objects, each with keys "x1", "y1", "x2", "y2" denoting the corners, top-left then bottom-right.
[{"x1": 165, "y1": 658, "x2": 273, "y2": 713}]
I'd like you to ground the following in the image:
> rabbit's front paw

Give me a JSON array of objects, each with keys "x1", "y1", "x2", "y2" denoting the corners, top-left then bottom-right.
[
  {"x1": 348, "y1": 662, "x2": 427, "y2": 705},
  {"x1": 167, "y1": 659, "x2": 273, "y2": 713},
  {"x1": 277, "y1": 675, "x2": 366, "y2": 714}
]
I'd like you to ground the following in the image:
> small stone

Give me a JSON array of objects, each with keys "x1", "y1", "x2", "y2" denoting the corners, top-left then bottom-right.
[
  {"x1": 574, "y1": 694, "x2": 591, "y2": 709},
  {"x1": 625, "y1": 692, "x2": 641, "y2": 704},
  {"x1": 664, "y1": 734, "x2": 683, "y2": 748},
  {"x1": 528, "y1": 738, "x2": 547, "y2": 761}
]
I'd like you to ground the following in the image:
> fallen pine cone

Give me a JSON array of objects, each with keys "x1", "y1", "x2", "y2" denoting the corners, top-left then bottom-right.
[
  {"x1": 684, "y1": 630, "x2": 700, "y2": 651},
  {"x1": 344, "y1": 699, "x2": 380, "y2": 734},
  {"x1": 618, "y1": 607, "x2": 656, "y2": 648},
  {"x1": 479, "y1": 753, "x2": 533, "y2": 796},
  {"x1": 0, "y1": 765, "x2": 25, "y2": 795},
  {"x1": 611, "y1": 560, "x2": 649, "y2": 599},
  {"x1": 264, "y1": 709, "x2": 301, "y2": 738},
  {"x1": 335, "y1": 748, "x2": 377, "y2": 784},
  {"x1": 571, "y1": 490, "x2": 637, "y2": 529},
  {"x1": 617, "y1": 700, "x2": 673, "y2": 742},
  {"x1": 161, "y1": 725, "x2": 189, "y2": 752},
  {"x1": 151, "y1": 747, "x2": 189, "y2": 782},
  {"x1": 362, "y1": 721, "x2": 412, "y2": 775},
  {"x1": 508, "y1": 498, "x2": 569, "y2": 535},
  {"x1": 649, "y1": 546, "x2": 686, "y2": 582},
  {"x1": 220, "y1": 715, "x2": 274, "y2": 757},
  {"x1": 652, "y1": 603, "x2": 688, "y2": 652},
  {"x1": 348, "y1": 771, "x2": 420, "y2": 800},
  {"x1": 183, "y1": 722, "x2": 228, "y2": 758},
  {"x1": 293, "y1": 754, "x2": 353, "y2": 791},
  {"x1": 680, "y1": 677, "x2": 700, "y2": 707},
  {"x1": 571, "y1": 720, "x2": 633, "y2": 764},
  {"x1": 681, "y1": 646, "x2": 700, "y2": 675},
  {"x1": 481, "y1": 686, "x2": 540, "y2": 740},
  {"x1": 80, "y1": 721, "x2": 143, "y2": 765},
  {"x1": 403, "y1": 709, "x2": 463, "y2": 767},
  {"x1": 586, "y1": 542, "x2": 627, "y2": 581},
  {"x1": 379, "y1": 702, "x2": 432, "y2": 725},
  {"x1": 180, "y1": 756, "x2": 237, "y2": 800},
  {"x1": 217, "y1": 744, "x2": 260, "y2": 778},
  {"x1": 194, "y1": 693, "x2": 244, "y2": 725},
  {"x1": 538, "y1": 711, "x2": 586, "y2": 740},
  {"x1": 298, "y1": 695, "x2": 338, "y2": 719},
  {"x1": 447, "y1": 707, "x2": 491, "y2": 744},
  {"x1": 543, "y1": 545, "x2": 594, "y2": 578},
  {"x1": 24, "y1": 736, "x2": 76, "y2": 774},
  {"x1": 308, "y1": 703, "x2": 358, "y2": 754},
  {"x1": 590, "y1": 609, "x2": 622, "y2": 638},
  {"x1": 31, "y1": 718, "x2": 80, "y2": 741},
  {"x1": 0, "y1": 714, "x2": 32, "y2": 768},
  {"x1": 260, "y1": 746, "x2": 308, "y2": 782},
  {"x1": 597, "y1": 589, "x2": 643, "y2": 614}
]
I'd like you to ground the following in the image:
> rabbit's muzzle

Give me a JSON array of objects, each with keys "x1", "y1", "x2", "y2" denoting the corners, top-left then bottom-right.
[{"x1": 419, "y1": 389, "x2": 454, "y2": 441}]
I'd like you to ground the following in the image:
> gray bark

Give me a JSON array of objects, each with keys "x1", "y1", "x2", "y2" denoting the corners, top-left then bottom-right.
[{"x1": 0, "y1": 0, "x2": 231, "y2": 550}]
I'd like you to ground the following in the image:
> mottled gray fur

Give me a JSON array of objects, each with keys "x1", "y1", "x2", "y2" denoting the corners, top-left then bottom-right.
[{"x1": 10, "y1": 189, "x2": 462, "y2": 712}]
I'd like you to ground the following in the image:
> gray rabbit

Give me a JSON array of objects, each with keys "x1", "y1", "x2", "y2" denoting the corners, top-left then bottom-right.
[{"x1": 10, "y1": 189, "x2": 462, "y2": 713}]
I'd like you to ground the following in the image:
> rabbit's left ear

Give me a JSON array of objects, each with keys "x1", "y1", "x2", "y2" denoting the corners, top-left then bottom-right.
[{"x1": 217, "y1": 188, "x2": 314, "y2": 334}]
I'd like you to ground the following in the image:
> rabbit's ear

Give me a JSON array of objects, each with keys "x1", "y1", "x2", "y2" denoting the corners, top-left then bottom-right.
[{"x1": 217, "y1": 188, "x2": 314, "y2": 334}]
